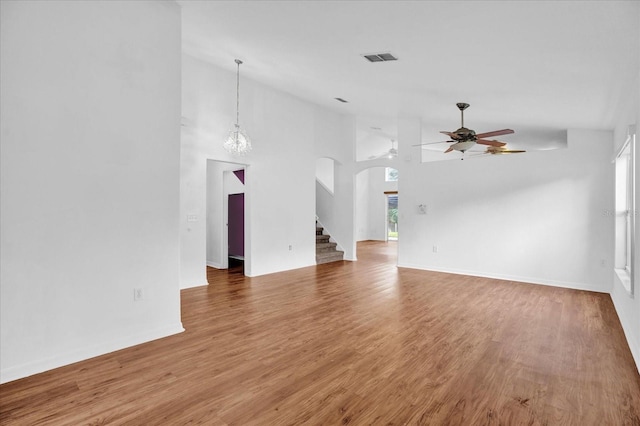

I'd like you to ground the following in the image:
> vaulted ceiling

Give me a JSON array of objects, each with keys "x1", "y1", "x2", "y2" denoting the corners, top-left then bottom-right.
[{"x1": 179, "y1": 1, "x2": 639, "y2": 160}]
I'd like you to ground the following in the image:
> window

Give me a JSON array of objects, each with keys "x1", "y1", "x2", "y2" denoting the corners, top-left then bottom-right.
[
  {"x1": 614, "y1": 129, "x2": 635, "y2": 296},
  {"x1": 385, "y1": 167, "x2": 398, "y2": 182}
]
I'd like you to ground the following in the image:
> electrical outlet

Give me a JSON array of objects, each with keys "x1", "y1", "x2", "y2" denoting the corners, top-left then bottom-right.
[
  {"x1": 433, "y1": 245, "x2": 438, "y2": 253},
  {"x1": 289, "y1": 245, "x2": 292, "y2": 251},
  {"x1": 134, "y1": 288, "x2": 143, "y2": 301}
]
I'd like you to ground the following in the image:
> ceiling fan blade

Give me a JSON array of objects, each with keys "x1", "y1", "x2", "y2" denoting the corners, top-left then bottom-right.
[
  {"x1": 476, "y1": 139, "x2": 507, "y2": 147},
  {"x1": 475, "y1": 129, "x2": 514, "y2": 139},
  {"x1": 485, "y1": 146, "x2": 526, "y2": 154},
  {"x1": 440, "y1": 131, "x2": 461, "y2": 139},
  {"x1": 494, "y1": 150, "x2": 526, "y2": 154},
  {"x1": 412, "y1": 140, "x2": 454, "y2": 146},
  {"x1": 444, "y1": 146, "x2": 455, "y2": 153}
]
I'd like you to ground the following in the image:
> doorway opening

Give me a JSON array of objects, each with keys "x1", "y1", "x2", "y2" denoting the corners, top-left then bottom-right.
[
  {"x1": 386, "y1": 193, "x2": 398, "y2": 241},
  {"x1": 206, "y1": 160, "x2": 249, "y2": 275},
  {"x1": 355, "y1": 166, "x2": 398, "y2": 263},
  {"x1": 228, "y1": 191, "x2": 245, "y2": 265}
]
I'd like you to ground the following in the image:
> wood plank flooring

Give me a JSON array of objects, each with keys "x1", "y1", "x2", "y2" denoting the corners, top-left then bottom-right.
[{"x1": 1, "y1": 241, "x2": 639, "y2": 425}]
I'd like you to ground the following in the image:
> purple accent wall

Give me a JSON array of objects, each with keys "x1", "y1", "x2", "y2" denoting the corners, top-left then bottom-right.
[
  {"x1": 228, "y1": 193, "x2": 244, "y2": 257},
  {"x1": 233, "y1": 169, "x2": 245, "y2": 184}
]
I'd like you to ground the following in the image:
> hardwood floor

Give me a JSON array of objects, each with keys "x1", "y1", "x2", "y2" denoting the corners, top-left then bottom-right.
[{"x1": 1, "y1": 241, "x2": 639, "y2": 425}]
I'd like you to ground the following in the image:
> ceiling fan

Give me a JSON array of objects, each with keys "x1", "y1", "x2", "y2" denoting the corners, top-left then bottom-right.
[
  {"x1": 369, "y1": 139, "x2": 398, "y2": 159},
  {"x1": 417, "y1": 103, "x2": 515, "y2": 159}
]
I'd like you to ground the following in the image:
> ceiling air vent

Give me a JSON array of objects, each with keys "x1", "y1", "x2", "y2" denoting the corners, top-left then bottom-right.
[{"x1": 363, "y1": 52, "x2": 398, "y2": 62}]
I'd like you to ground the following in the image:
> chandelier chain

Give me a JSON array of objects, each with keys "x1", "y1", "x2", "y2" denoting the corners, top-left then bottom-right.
[{"x1": 235, "y1": 59, "x2": 242, "y2": 126}]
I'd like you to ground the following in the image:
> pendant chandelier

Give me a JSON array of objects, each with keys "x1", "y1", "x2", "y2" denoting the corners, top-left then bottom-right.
[{"x1": 224, "y1": 59, "x2": 252, "y2": 155}]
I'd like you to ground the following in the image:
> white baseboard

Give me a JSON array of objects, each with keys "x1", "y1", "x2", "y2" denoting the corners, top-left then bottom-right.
[
  {"x1": 0, "y1": 322, "x2": 184, "y2": 384},
  {"x1": 180, "y1": 281, "x2": 209, "y2": 289},
  {"x1": 206, "y1": 261, "x2": 224, "y2": 269},
  {"x1": 397, "y1": 262, "x2": 608, "y2": 294}
]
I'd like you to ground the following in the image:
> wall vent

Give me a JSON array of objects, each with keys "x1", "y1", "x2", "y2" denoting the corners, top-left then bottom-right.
[{"x1": 363, "y1": 53, "x2": 398, "y2": 62}]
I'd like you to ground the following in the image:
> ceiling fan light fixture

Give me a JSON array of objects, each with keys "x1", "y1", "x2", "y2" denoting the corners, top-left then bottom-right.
[
  {"x1": 452, "y1": 141, "x2": 476, "y2": 153},
  {"x1": 387, "y1": 139, "x2": 398, "y2": 158}
]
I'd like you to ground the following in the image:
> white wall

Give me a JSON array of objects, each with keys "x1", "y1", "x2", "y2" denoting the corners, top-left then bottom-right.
[
  {"x1": 610, "y1": 69, "x2": 640, "y2": 372},
  {"x1": 316, "y1": 158, "x2": 334, "y2": 194},
  {"x1": 314, "y1": 111, "x2": 358, "y2": 261},
  {"x1": 355, "y1": 170, "x2": 371, "y2": 241},
  {"x1": 355, "y1": 167, "x2": 398, "y2": 241},
  {"x1": 315, "y1": 160, "x2": 357, "y2": 259},
  {"x1": 0, "y1": 0, "x2": 183, "y2": 383},
  {"x1": 182, "y1": 54, "x2": 354, "y2": 280},
  {"x1": 398, "y1": 127, "x2": 614, "y2": 293},
  {"x1": 206, "y1": 161, "x2": 224, "y2": 269}
]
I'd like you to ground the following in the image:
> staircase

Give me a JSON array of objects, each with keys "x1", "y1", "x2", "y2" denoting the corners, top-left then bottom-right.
[{"x1": 316, "y1": 224, "x2": 344, "y2": 264}]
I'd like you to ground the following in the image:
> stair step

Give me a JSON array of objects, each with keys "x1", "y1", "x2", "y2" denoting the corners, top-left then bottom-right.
[
  {"x1": 316, "y1": 246, "x2": 338, "y2": 254},
  {"x1": 316, "y1": 250, "x2": 344, "y2": 264},
  {"x1": 314, "y1": 223, "x2": 343, "y2": 264},
  {"x1": 316, "y1": 241, "x2": 337, "y2": 250}
]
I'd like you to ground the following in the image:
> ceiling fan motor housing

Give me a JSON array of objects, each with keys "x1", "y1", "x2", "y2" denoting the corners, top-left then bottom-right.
[{"x1": 453, "y1": 127, "x2": 476, "y2": 141}]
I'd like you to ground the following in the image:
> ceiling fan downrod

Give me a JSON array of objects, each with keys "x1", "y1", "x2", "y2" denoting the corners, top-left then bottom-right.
[{"x1": 457, "y1": 102, "x2": 470, "y2": 128}]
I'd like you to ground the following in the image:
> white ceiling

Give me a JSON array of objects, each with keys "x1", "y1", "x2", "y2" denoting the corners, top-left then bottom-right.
[{"x1": 179, "y1": 0, "x2": 639, "y2": 160}]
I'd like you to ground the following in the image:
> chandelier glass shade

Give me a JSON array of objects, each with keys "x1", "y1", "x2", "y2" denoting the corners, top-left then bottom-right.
[
  {"x1": 224, "y1": 59, "x2": 252, "y2": 155},
  {"x1": 224, "y1": 124, "x2": 251, "y2": 155}
]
